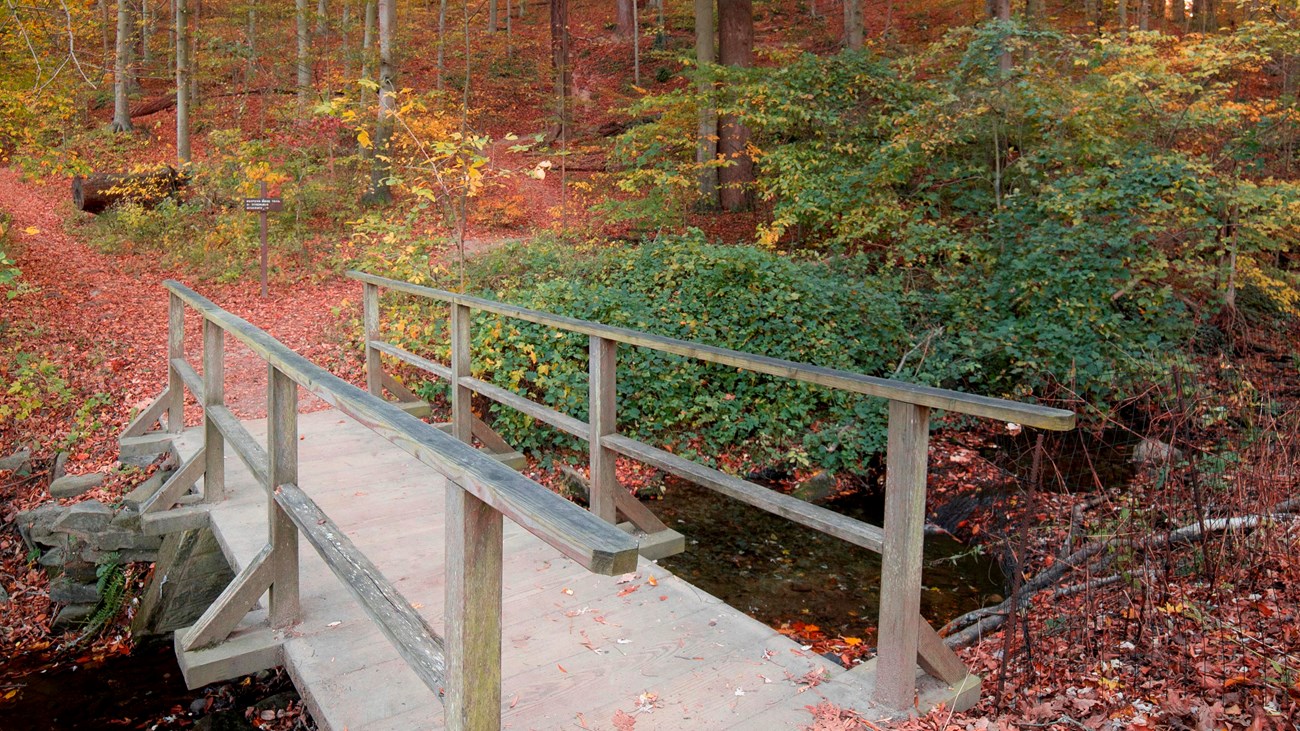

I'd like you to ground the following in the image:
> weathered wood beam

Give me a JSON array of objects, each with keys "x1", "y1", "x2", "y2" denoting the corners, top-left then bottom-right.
[
  {"x1": 122, "y1": 387, "x2": 171, "y2": 438},
  {"x1": 369, "y1": 340, "x2": 453, "y2": 381},
  {"x1": 274, "y1": 481, "x2": 448, "y2": 694},
  {"x1": 346, "y1": 271, "x2": 1075, "y2": 430},
  {"x1": 203, "y1": 319, "x2": 225, "y2": 502},
  {"x1": 138, "y1": 446, "x2": 206, "y2": 514},
  {"x1": 874, "y1": 401, "x2": 929, "y2": 710},
  {"x1": 172, "y1": 358, "x2": 205, "y2": 403},
  {"x1": 164, "y1": 281, "x2": 639, "y2": 576},
  {"x1": 603, "y1": 434, "x2": 885, "y2": 553},
  {"x1": 267, "y1": 366, "x2": 300, "y2": 628},
  {"x1": 167, "y1": 292, "x2": 186, "y2": 432},
  {"x1": 182, "y1": 544, "x2": 275, "y2": 651},
  {"x1": 588, "y1": 336, "x2": 618, "y2": 524},
  {"x1": 208, "y1": 405, "x2": 269, "y2": 487}
]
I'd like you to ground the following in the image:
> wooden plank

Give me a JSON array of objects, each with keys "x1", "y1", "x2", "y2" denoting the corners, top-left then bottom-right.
[
  {"x1": 141, "y1": 504, "x2": 211, "y2": 535},
  {"x1": 380, "y1": 371, "x2": 421, "y2": 403},
  {"x1": 267, "y1": 366, "x2": 300, "y2": 628},
  {"x1": 346, "y1": 271, "x2": 1076, "y2": 430},
  {"x1": 208, "y1": 405, "x2": 269, "y2": 487},
  {"x1": 369, "y1": 340, "x2": 453, "y2": 382},
  {"x1": 172, "y1": 358, "x2": 206, "y2": 403},
  {"x1": 458, "y1": 375, "x2": 588, "y2": 439},
  {"x1": 917, "y1": 616, "x2": 970, "y2": 686},
  {"x1": 874, "y1": 401, "x2": 929, "y2": 710},
  {"x1": 603, "y1": 434, "x2": 885, "y2": 554},
  {"x1": 139, "y1": 446, "x2": 207, "y2": 514},
  {"x1": 450, "y1": 303, "x2": 473, "y2": 444},
  {"x1": 364, "y1": 282, "x2": 384, "y2": 396},
  {"x1": 119, "y1": 432, "x2": 175, "y2": 463},
  {"x1": 122, "y1": 387, "x2": 170, "y2": 438},
  {"x1": 182, "y1": 543, "x2": 275, "y2": 651},
  {"x1": 203, "y1": 319, "x2": 225, "y2": 502},
  {"x1": 611, "y1": 482, "x2": 669, "y2": 533},
  {"x1": 445, "y1": 488, "x2": 503, "y2": 731},
  {"x1": 168, "y1": 291, "x2": 185, "y2": 433},
  {"x1": 588, "y1": 336, "x2": 618, "y2": 524},
  {"x1": 175, "y1": 621, "x2": 282, "y2": 690},
  {"x1": 470, "y1": 415, "x2": 514, "y2": 455},
  {"x1": 164, "y1": 281, "x2": 639, "y2": 576},
  {"x1": 274, "y1": 481, "x2": 448, "y2": 696}
]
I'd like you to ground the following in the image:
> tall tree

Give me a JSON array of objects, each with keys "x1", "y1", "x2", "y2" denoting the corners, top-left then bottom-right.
[
  {"x1": 616, "y1": 0, "x2": 633, "y2": 36},
  {"x1": 550, "y1": 0, "x2": 570, "y2": 138},
  {"x1": 362, "y1": 0, "x2": 376, "y2": 103},
  {"x1": 177, "y1": 0, "x2": 190, "y2": 161},
  {"x1": 844, "y1": 0, "x2": 862, "y2": 50},
  {"x1": 716, "y1": 0, "x2": 752, "y2": 211},
  {"x1": 297, "y1": 0, "x2": 310, "y2": 105},
  {"x1": 189, "y1": 0, "x2": 199, "y2": 103},
  {"x1": 1171, "y1": 0, "x2": 1186, "y2": 27},
  {"x1": 98, "y1": 0, "x2": 112, "y2": 66},
  {"x1": 489, "y1": 0, "x2": 498, "y2": 32},
  {"x1": 694, "y1": 0, "x2": 718, "y2": 206},
  {"x1": 317, "y1": 0, "x2": 328, "y2": 36},
  {"x1": 112, "y1": 0, "x2": 134, "y2": 132},
  {"x1": 366, "y1": 0, "x2": 396, "y2": 204},
  {"x1": 436, "y1": 0, "x2": 446, "y2": 90}
]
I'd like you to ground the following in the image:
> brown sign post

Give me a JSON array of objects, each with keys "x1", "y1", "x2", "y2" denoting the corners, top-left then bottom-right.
[{"x1": 243, "y1": 181, "x2": 283, "y2": 297}]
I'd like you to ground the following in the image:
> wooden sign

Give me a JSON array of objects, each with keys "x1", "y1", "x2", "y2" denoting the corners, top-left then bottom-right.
[
  {"x1": 244, "y1": 183, "x2": 282, "y2": 297},
  {"x1": 243, "y1": 197, "x2": 284, "y2": 212}
]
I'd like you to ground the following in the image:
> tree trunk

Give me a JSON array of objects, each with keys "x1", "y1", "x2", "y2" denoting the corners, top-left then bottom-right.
[
  {"x1": 1118, "y1": 0, "x2": 1128, "y2": 27},
  {"x1": 694, "y1": 0, "x2": 718, "y2": 207},
  {"x1": 489, "y1": 0, "x2": 498, "y2": 31},
  {"x1": 998, "y1": 0, "x2": 1010, "y2": 72},
  {"x1": 843, "y1": 0, "x2": 862, "y2": 50},
  {"x1": 297, "y1": 0, "x2": 311, "y2": 105},
  {"x1": 436, "y1": 0, "x2": 446, "y2": 90},
  {"x1": 73, "y1": 169, "x2": 186, "y2": 213},
  {"x1": 616, "y1": 0, "x2": 634, "y2": 36},
  {"x1": 632, "y1": 0, "x2": 640, "y2": 85},
  {"x1": 366, "y1": 0, "x2": 396, "y2": 205},
  {"x1": 140, "y1": 0, "x2": 152, "y2": 66},
  {"x1": 1137, "y1": 0, "x2": 1148, "y2": 30},
  {"x1": 112, "y1": 0, "x2": 134, "y2": 132},
  {"x1": 99, "y1": 0, "x2": 112, "y2": 66},
  {"x1": 362, "y1": 0, "x2": 376, "y2": 104},
  {"x1": 551, "y1": 0, "x2": 570, "y2": 138},
  {"x1": 317, "y1": 0, "x2": 328, "y2": 36},
  {"x1": 246, "y1": 5, "x2": 255, "y2": 83},
  {"x1": 189, "y1": 0, "x2": 199, "y2": 104},
  {"x1": 717, "y1": 0, "x2": 753, "y2": 212},
  {"x1": 176, "y1": 0, "x2": 189, "y2": 160},
  {"x1": 1172, "y1": 0, "x2": 1186, "y2": 27}
]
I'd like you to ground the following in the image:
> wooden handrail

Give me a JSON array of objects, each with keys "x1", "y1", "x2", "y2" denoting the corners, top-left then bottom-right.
[
  {"x1": 352, "y1": 267, "x2": 1079, "y2": 714},
  {"x1": 163, "y1": 280, "x2": 639, "y2": 576},
  {"x1": 346, "y1": 270, "x2": 1076, "y2": 431}
]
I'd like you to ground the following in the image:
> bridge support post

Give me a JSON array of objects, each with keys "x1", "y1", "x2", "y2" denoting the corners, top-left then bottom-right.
[
  {"x1": 267, "y1": 365, "x2": 300, "y2": 627},
  {"x1": 203, "y1": 319, "x2": 225, "y2": 502},
  {"x1": 588, "y1": 336, "x2": 618, "y2": 524},
  {"x1": 168, "y1": 292, "x2": 186, "y2": 432},
  {"x1": 363, "y1": 281, "x2": 383, "y2": 397},
  {"x1": 874, "y1": 400, "x2": 929, "y2": 711}
]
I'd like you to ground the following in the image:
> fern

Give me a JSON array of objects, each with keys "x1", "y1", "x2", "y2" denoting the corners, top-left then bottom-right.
[{"x1": 74, "y1": 556, "x2": 127, "y2": 645}]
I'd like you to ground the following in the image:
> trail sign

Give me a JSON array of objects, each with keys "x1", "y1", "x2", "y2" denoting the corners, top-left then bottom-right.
[
  {"x1": 244, "y1": 183, "x2": 283, "y2": 297},
  {"x1": 242, "y1": 197, "x2": 284, "y2": 213}
]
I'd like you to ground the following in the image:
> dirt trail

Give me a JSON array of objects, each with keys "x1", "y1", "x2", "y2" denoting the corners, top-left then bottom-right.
[{"x1": 0, "y1": 167, "x2": 365, "y2": 469}]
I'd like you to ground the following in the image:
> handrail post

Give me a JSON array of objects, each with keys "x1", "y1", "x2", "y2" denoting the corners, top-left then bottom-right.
[
  {"x1": 446, "y1": 300, "x2": 504, "y2": 730},
  {"x1": 167, "y1": 292, "x2": 185, "y2": 432},
  {"x1": 268, "y1": 365, "x2": 300, "y2": 627},
  {"x1": 874, "y1": 400, "x2": 929, "y2": 710},
  {"x1": 363, "y1": 281, "x2": 383, "y2": 397},
  {"x1": 202, "y1": 318, "x2": 225, "y2": 502},
  {"x1": 450, "y1": 303, "x2": 473, "y2": 442},
  {"x1": 588, "y1": 335, "x2": 618, "y2": 524}
]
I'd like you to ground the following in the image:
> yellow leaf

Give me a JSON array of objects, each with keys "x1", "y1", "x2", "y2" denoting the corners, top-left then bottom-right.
[
  {"x1": 842, "y1": 636, "x2": 862, "y2": 646},
  {"x1": 357, "y1": 129, "x2": 372, "y2": 148},
  {"x1": 24, "y1": 226, "x2": 39, "y2": 235}
]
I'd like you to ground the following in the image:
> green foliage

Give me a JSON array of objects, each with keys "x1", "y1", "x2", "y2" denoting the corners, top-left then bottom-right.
[
  {"x1": 75, "y1": 558, "x2": 127, "y2": 643},
  {"x1": 0, "y1": 352, "x2": 72, "y2": 422},
  {"x1": 0, "y1": 212, "x2": 19, "y2": 298},
  {"x1": 387, "y1": 232, "x2": 928, "y2": 471}
]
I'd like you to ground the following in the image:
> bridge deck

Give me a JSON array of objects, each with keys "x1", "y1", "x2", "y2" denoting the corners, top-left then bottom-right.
[{"x1": 172, "y1": 408, "x2": 962, "y2": 730}]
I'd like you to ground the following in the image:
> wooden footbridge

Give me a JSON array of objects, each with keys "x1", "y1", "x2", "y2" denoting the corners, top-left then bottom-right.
[{"x1": 120, "y1": 274, "x2": 1074, "y2": 730}]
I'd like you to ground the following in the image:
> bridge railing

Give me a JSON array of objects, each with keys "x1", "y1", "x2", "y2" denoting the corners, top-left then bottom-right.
[
  {"x1": 348, "y1": 269, "x2": 1076, "y2": 712},
  {"x1": 153, "y1": 280, "x2": 639, "y2": 731}
]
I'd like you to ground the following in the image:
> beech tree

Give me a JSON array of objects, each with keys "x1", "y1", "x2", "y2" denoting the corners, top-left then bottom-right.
[
  {"x1": 694, "y1": 0, "x2": 718, "y2": 206},
  {"x1": 844, "y1": 0, "x2": 862, "y2": 50},
  {"x1": 177, "y1": 0, "x2": 191, "y2": 161},
  {"x1": 366, "y1": 0, "x2": 396, "y2": 204},
  {"x1": 717, "y1": 0, "x2": 752, "y2": 211},
  {"x1": 111, "y1": 0, "x2": 133, "y2": 132},
  {"x1": 297, "y1": 0, "x2": 310, "y2": 104}
]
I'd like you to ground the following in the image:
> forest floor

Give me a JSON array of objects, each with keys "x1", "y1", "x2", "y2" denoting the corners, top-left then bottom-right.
[{"x1": 5, "y1": 156, "x2": 1300, "y2": 731}]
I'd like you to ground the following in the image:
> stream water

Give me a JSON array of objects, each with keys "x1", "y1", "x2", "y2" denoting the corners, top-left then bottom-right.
[{"x1": 653, "y1": 476, "x2": 1006, "y2": 644}]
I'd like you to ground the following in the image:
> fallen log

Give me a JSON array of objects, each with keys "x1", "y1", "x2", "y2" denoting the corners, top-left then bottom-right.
[{"x1": 72, "y1": 168, "x2": 187, "y2": 214}]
